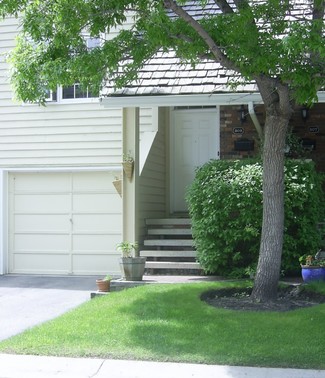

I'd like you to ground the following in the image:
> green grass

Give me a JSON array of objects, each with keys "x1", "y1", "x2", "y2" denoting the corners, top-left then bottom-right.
[{"x1": 0, "y1": 281, "x2": 325, "y2": 369}]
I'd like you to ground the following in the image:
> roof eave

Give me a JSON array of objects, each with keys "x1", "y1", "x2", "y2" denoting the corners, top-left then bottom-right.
[
  {"x1": 100, "y1": 92, "x2": 263, "y2": 108},
  {"x1": 100, "y1": 91, "x2": 325, "y2": 108}
]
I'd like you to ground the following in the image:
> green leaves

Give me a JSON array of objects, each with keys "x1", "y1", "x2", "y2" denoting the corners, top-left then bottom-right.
[
  {"x1": 187, "y1": 159, "x2": 324, "y2": 277},
  {"x1": 0, "y1": 0, "x2": 323, "y2": 104}
]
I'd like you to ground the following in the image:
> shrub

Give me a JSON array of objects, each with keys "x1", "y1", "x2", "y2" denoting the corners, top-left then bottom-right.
[{"x1": 186, "y1": 159, "x2": 324, "y2": 277}]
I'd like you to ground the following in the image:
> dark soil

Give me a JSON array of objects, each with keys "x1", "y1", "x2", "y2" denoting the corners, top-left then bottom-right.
[{"x1": 201, "y1": 285, "x2": 325, "y2": 312}]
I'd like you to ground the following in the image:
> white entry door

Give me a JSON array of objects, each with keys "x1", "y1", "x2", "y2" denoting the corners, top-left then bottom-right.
[{"x1": 171, "y1": 108, "x2": 220, "y2": 212}]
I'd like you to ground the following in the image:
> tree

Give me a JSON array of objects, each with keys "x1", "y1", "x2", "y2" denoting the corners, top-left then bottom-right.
[{"x1": 1, "y1": 0, "x2": 324, "y2": 301}]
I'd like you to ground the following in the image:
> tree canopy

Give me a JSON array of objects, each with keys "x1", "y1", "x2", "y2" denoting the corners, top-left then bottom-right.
[{"x1": 0, "y1": 0, "x2": 324, "y2": 105}]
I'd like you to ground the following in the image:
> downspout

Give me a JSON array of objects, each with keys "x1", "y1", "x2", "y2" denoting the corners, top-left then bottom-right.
[{"x1": 248, "y1": 102, "x2": 263, "y2": 141}]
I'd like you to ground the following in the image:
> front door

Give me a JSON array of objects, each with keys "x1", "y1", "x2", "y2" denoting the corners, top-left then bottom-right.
[{"x1": 171, "y1": 108, "x2": 220, "y2": 213}]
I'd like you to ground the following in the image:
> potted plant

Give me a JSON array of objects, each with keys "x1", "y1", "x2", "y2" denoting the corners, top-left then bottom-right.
[
  {"x1": 299, "y1": 253, "x2": 325, "y2": 283},
  {"x1": 117, "y1": 241, "x2": 146, "y2": 281},
  {"x1": 96, "y1": 274, "x2": 112, "y2": 292},
  {"x1": 122, "y1": 152, "x2": 134, "y2": 180}
]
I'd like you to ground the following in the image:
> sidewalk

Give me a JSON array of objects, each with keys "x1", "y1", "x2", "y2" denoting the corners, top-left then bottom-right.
[{"x1": 0, "y1": 354, "x2": 325, "y2": 378}]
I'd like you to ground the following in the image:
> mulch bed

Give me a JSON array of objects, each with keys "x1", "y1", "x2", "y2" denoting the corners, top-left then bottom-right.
[{"x1": 201, "y1": 285, "x2": 325, "y2": 312}]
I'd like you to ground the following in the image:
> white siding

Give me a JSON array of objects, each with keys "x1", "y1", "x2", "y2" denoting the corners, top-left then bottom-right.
[
  {"x1": 138, "y1": 108, "x2": 168, "y2": 242},
  {"x1": 0, "y1": 17, "x2": 123, "y2": 168}
]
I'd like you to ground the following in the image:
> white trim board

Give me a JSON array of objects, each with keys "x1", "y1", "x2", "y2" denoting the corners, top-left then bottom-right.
[{"x1": 101, "y1": 91, "x2": 325, "y2": 108}]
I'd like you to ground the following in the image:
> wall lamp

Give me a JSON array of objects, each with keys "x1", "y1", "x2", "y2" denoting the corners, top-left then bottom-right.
[
  {"x1": 301, "y1": 106, "x2": 309, "y2": 121},
  {"x1": 239, "y1": 105, "x2": 247, "y2": 123}
]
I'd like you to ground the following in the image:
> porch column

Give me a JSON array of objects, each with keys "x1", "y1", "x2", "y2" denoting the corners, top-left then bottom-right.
[
  {"x1": 122, "y1": 107, "x2": 140, "y2": 255},
  {"x1": 0, "y1": 170, "x2": 7, "y2": 275}
]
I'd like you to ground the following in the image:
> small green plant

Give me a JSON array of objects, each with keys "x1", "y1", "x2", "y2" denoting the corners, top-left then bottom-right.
[
  {"x1": 285, "y1": 130, "x2": 306, "y2": 158},
  {"x1": 117, "y1": 241, "x2": 138, "y2": 257},
  {"x1": 304, "y1": 280, "x2": 325, "y2": 295},
  {"x1": 299, "y1": 254, "x2": 325, "y2": 267},
  {"x1": 123, "y1": 152, "x2": 134, "y2": 163},
  {"x1": 103, "y1": 274, "x2": 112, "y2": 281}
]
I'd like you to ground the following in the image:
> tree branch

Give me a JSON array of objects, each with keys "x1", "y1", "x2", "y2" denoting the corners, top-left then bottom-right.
[
  {"x1": 232, "y1": 0, "x2": 248, "y2": 10},
  {"x1": 312, "y1": 0, "x2": 324, "y2": 22},
  {"x1": 311, "y1": 0, "x2": 325, "y2": 89},
  {"x1": 163, "y1": 0, "x2": 240, "y2": 72},
  {"x1": 213, "y1": 0, "x2": 233, "y2": 14}
]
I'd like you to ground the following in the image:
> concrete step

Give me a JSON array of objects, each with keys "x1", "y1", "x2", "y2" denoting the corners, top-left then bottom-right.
[
  {"x1": 140, "y1": 250, "x2": 197, "y2": 258},
  {"x1": 147, "y1": 228, "x2": 192, "y2": 236},
  {"x1": 144, "y1": 239, "x2": 194, "y2": 247},
  {"x1": 142, "y1": 218, "x2": 198, "y2": 274},
  {"x1": 145, "y1": 261, "x2": 201, "y2": 269},
  {"x1": 146, "y1": 218, "x2": 191, "y2": 226}
]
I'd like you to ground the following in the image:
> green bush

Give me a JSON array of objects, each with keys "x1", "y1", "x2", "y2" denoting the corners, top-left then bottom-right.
[{"x1": 186, "y1": 159, "x2": 324, "y2": 277}]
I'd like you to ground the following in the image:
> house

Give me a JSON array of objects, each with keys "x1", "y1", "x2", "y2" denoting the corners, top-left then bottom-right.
[{"x1": 0, "y1": 15, "x2": 324, "y2": 277}]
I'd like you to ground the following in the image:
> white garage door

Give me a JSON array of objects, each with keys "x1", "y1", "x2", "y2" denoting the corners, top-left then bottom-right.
[{"x1": 9, "y1": 171, "x2": 122, "y2": 275}]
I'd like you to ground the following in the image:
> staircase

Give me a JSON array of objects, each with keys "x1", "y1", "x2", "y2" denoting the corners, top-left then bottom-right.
[{"x1": 140, "y1": 218, "x2": 202, "y2": 275}]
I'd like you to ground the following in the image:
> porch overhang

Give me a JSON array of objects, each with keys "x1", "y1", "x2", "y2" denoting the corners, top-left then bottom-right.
[
  {"x1": 100, "y1": 92, "x2": 263, "y2": 108},
  {"x1": 101, "y1": 91, "x2": 325, "y2": 108}
]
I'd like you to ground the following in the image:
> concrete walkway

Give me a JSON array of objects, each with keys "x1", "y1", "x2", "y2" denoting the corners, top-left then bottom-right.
[{"x1": 0, "y1": 354, "x2": 325, "y2": 378}]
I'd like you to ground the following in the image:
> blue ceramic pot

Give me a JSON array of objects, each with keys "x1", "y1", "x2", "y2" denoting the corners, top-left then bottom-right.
[{"x1": 301, "y1": 266, "x2": 325, "y2": 283}]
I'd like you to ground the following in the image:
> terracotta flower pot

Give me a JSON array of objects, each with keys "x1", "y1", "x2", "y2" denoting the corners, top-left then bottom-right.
[{"x1": 96, "y1": 279, "x2": 111, "y2": 292}]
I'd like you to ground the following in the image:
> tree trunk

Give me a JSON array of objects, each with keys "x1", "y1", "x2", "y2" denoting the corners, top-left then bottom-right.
[{"x1": 251, "y1": 84, "x2": 292, "y2": 301}]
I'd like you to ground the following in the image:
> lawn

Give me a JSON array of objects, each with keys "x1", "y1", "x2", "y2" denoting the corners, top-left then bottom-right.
[{"x1": 0, "y1": 281, "x2": 325, "y2": 369}]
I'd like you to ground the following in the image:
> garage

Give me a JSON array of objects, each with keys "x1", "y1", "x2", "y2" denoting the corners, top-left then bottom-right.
[{"x1": 8, "y1": 171, "x2": 122, "y2": 275}]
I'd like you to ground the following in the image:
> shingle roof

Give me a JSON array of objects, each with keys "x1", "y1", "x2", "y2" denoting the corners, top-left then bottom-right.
[
  {"x1": 102, "y1": 0, "x2": 320, "y2": 98},
  {"x1": 103, "y1": 50, "x2": 258, "y2": 97}
]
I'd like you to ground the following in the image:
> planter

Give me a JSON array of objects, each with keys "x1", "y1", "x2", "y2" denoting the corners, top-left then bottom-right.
[
  {"x1": 113, "y1": 179, "x2": 122, "y2": 197},
  {"x1": 119, "y1": 257, "x2": 146, "y2": 281},
  {"x1": 301, "y1": 266, "x2": 325, "y2": 283},
  {"x1": 96, "y1": 279, "x2": 111, "y2": 292},
  {"x1": 122, "y1": 161, "x2": 134, "y2": 180}
]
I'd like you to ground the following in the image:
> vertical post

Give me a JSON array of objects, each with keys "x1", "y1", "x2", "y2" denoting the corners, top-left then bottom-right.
[
  {"x1": 122, "y1": 107, "x2": 140, "y2": 255},
  {"x1": 0, "y1": 170, "x2": 7, "y2": 274}
]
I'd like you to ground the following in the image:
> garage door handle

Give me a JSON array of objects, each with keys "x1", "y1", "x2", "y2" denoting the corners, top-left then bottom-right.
[{"x1": 70, "y1": 218, "x2": 73, "y2": 224}]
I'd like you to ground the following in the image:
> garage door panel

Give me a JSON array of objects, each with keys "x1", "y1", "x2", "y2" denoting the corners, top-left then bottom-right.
[
  {"x1": 13, "y1": 253, "x2": 70, "y2": 274},
  {"x1": 15, "y1": 194, "x2": 70, "y2": 213},
  {"x1": 9, "y1": 171, "x2": 122, "y2": 275},
  {"x1": 72, "y1": 234, "x2": 121, "y2": 252},
  {"x1": 73, "y1": 193, "x2": 120, "y2": 212},
  {"x1": 15, "y1": 214, "x2": 70, "y2": 233},
  {"x1": 72, "y1": 254, "x2": 120, "y2": 275},
  {"x1": 73, "y1": 214, "x2": 121, "y2": 233},
  {"x1": 11, "y1": 173, "x2": 70, "y2": 192},
  {"x1": 73, "y1": 172, "x2": 114, "y2": 191},
  {"x1": 14, "y1": 234, "x2": 70, "y2": 252}
]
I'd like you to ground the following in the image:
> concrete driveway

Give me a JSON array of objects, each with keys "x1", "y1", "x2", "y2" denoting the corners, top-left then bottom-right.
[{"x1": 0, "y1": 275, "x2": 96, "y2": 341}]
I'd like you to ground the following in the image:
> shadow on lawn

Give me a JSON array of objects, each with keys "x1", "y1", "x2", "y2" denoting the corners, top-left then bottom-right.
[{"x1": 115, "y1": 284, "x2": 315, "y2": 366}]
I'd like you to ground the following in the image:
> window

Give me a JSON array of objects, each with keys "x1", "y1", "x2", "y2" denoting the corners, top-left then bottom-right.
[
  {"x1": 44, "y1": 37, "x2": 100, "y2": 103},
  {"x1": 45, "y1": 84, "x2": 98, "y2": 103},
  {"x1": 62, "y1": 84, "x2": 98, "y2": 100},
  {"x1": 86, "y1": 37, "x2": 101, "y2": 49},
  {"x1": 45, "y1": 89, "x2": 57, "y2": 102}
]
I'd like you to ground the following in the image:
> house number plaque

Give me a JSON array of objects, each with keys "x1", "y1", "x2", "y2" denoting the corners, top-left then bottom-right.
[
  {"x1": 233, "y1": 127, "x2": 244, "y2": 134},
  {"x1": 309, "y1": 126, "x2": 319, "y2": 133}
]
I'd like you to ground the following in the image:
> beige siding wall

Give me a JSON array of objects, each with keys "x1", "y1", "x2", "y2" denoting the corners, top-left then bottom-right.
[
  {"x1": 0, "y1": 17, "x2": 124, "y2": 168},
  {"x1": 138, "y1": 108, "x2": 168, "y2": 242}
]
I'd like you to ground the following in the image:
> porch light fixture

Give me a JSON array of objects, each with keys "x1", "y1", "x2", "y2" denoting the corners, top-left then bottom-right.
[
  {"x1": 239, "y1": 105, "x2": 247, "y2": 123},
  {"x1": 301, "y1": 106, "x2": 309, "y2": 121}
]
